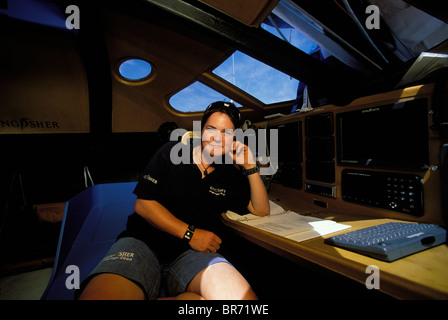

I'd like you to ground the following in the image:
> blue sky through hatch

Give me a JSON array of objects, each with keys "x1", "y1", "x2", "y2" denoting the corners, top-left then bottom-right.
[
  {"x1": 169, "y1": 82, "x2": 239, "y2": 113},
  {"x1": 170, "y1": 16, "x2": 317, "y2": 112}
]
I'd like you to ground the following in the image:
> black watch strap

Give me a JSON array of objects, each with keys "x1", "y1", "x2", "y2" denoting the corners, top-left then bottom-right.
[
  {"x1": 183, "y1": 225, "x2": 195, "y2": 243},
  {"x1": 244, "y1": 165, "x2": 259, "y2": 175}
]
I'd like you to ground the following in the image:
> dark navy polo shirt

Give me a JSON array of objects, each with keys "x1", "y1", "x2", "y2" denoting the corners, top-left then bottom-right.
[{"x1": 118, "y1": 141, "x2": 250, "y2": 262}]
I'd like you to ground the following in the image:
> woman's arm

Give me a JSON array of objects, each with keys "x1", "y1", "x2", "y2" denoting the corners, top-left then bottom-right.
[
  {"x1": 246, "y1": 170, "x2": 270, "y2": 216},
  {"x1": 134, "y1": 199, "x2": 222, "y2": 252},
  {"x1": 231, "y1": 141, "x2": 270, "y2": 217}
]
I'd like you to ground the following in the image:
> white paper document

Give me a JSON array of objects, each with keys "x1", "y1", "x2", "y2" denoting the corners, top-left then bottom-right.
[{"x1": 226, "y1": 201, "x2": 351, "y2": 242}]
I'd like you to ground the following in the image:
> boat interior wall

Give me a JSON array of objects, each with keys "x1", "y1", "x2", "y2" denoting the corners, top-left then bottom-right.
[
  {"x1": 1, "y1": 132, "x2": 162, "y2": 209},
  {"x1": 105, "y1": 10, "x2": 235, "y2": 132},
  {"x1": 0, "y1": 19, "x2": 90, "y2": 134}
]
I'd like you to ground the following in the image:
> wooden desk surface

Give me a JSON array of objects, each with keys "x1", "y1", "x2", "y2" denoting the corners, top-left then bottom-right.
[{"x1": 221, "y1": 184, "x2": 448, "y2": 300}]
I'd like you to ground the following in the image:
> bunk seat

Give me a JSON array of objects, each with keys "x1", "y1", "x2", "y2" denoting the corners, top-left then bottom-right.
[{"x1": 41, "y1": 182, "x2": 137, "y2": 300}]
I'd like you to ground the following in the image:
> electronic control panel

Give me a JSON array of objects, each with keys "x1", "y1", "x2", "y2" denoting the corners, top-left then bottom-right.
[{"x1": 341, "y1": 169, "x2": 424, "y2": 216}]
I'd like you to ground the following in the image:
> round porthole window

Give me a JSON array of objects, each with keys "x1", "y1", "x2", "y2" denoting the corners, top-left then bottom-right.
[{"x1": 117, "y1": 58, "x2": 153, "y2": 83}]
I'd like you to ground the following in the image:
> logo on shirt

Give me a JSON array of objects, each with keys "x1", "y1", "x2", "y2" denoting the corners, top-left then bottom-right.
[
  {"x1": 209, "y1": 186, "x2": 226, "y2": 196},
  {"x1": 142, "y1": 174, "x2": 158, "y2": 184}
]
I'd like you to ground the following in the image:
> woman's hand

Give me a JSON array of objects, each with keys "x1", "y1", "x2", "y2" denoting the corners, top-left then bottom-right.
[
  {"x1": 189, "y1": 229, "x2": 222, "y2": 253},
  {"x1": 229, "y1": 140, "x2": 257, "y2": 170},
  {"x1": 228, "y1": 141, "x2": 270, "y2": 217}
]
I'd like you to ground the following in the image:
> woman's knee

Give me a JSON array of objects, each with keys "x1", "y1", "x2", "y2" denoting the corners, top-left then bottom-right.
[{"x1": 187, "y1": 262, "x2": 257, "y2": 300}]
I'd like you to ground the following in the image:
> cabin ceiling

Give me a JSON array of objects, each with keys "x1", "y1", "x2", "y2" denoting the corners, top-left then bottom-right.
[
  {"x1": 1, "y1": 0, "x2": 447, "y2": 135},
  {"x1": 198, "y1": 0, "x2": 280, "y2": 27}
]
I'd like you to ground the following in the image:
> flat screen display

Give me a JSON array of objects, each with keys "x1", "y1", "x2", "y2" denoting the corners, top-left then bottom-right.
[
  {"x1": 336, "y1": 99, "x2": 429, "y2": 170},
  {"x1": 270, "y1": 121, "x2": 303, "y2": 163}
]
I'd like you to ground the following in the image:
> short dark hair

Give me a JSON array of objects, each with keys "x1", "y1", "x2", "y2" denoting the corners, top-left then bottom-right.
[{"x1": 201, "y1": 101, "x2": 242, "y2": 130}]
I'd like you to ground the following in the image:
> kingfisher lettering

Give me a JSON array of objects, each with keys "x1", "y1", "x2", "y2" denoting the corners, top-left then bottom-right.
[{"x1": 0, "y1": 118, "x2": 60, "y2": 130}]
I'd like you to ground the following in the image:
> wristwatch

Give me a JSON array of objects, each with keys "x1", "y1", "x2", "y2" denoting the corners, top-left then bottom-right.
[
  {"x1": 244, "y1": 165, "x2": 259, "y2": 175},
  {"x1": 182, "y1": 225, "x2": 195, "y2": 243}
]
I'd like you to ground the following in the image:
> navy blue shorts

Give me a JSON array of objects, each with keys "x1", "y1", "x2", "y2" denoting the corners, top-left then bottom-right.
[{"x1": 77, "y1": 237, "x2": 229, "y2": 299}]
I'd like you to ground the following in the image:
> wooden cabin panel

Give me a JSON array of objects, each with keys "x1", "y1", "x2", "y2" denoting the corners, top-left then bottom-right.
[
  {"x1": 104, "y1": 10, "x2": 235, "y2": 132},
  {"x1": 0, "y1": 22, "x2": 90, "y2": 134},
  {"x1": 198, "y1": 0, "x2": 280, "y2": 26}
]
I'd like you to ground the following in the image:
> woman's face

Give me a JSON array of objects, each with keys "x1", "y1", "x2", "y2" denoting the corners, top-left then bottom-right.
[{"x1": 201, "y1": 112, "x2": 235, "y2": 161}]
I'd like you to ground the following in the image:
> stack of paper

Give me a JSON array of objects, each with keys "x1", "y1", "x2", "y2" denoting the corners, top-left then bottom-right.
[{"x1": 226, "y1": 201, "x2": 351, "y2": 242}]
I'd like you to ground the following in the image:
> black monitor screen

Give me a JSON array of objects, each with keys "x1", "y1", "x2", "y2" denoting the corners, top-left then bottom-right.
[
  {"x1": 336, "y1": 99, "x2": 429, "y2": 170},
  {"x1": 268, "y1": 121, "x2": 302, "y2": 163}
]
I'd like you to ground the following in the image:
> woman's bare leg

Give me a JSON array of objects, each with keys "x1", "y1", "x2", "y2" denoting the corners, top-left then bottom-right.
[
  {"x1": 186, "y1": 262, "x2": 257, "y2": 300},
  {"x1": 78, "y1": 273, "x2": 145, "y2": 300}
]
